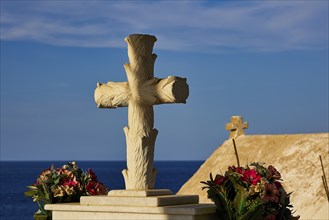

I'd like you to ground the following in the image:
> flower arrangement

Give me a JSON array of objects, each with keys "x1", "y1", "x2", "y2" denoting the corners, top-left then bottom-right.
[
  {"x1": 201, "y1": 162, "x2": 296, "y2": 220},
  {"x1": 24, "y1": 162, "x2": 108, "y2": 220}
]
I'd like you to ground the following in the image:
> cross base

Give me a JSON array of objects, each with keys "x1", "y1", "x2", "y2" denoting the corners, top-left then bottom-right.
[
  {"x1": 108, "y1": 189, "x2": 173, "y2": 197},
  {"x1": 45, "y1": 189, "x2": 216, "y2": 220}
]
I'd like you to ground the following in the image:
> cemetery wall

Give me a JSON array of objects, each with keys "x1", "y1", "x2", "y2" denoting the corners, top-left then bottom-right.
[{"x1": 178, "y1": 133, "x2": 329, "y2": 219}]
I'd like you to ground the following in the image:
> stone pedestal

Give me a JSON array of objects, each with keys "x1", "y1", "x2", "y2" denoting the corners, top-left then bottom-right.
[{"x1": 45, "y1": 189, "x2": 217, "y2": 220}]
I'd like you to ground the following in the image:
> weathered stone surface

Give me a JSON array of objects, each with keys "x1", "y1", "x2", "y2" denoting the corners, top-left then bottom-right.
[{"x1": 177, "y1": 133, "x2": 329, "y2": 219}]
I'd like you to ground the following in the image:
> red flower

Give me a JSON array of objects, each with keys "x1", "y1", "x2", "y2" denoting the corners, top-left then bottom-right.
[
  {"x1": 214, "y1": 175, "x2": 226, "y2": 186},
  {"x1": 63, "y1": 180, "x2": 78, "y2": 187},
  {"x1": 274, "y1": 181, "x2": 282, "y2": 189},
  {"x1": 241, "y1": 169, "x2": 261, "y2": 185},
  {"x1": 88, "y1": 169, "x2": 98, "y2": 182},
  {"x1": 263, "y1": 214, "x2": 277, "y2": 220},
  {"x1": 262, "y1": 183, "x2": 280, "y2": 203},
  {"x1": 86, "y1": 181, "x2": 108, "y2": 195},
  {"x1": 229, "y1": 166, "x2": 244, "y2": 174},
  {"x1": 268, "y1": 165, "x2": 281, "y2": 180}
]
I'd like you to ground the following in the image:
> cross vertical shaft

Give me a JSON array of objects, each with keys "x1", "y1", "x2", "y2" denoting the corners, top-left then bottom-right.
[{"x1": 122, "y1": 35, "x2": 158, "y2": 189}]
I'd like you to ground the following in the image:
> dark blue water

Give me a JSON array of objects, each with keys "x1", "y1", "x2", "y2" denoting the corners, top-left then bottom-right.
[{"x1": 0, "y1": 161, "x2": 203, "y2": 220}]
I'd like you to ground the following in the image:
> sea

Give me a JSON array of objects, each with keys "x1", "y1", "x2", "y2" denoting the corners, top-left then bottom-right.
[{"x1": 0, "y1": 161, "x2": 203, "y2": 220}]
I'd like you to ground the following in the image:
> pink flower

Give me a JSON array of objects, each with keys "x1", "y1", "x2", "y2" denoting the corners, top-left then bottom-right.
[
  {"x1": 241, "y1": 169, "x2": 261, "y2": 185},
  {"x1": 262, "y1": 183, "x2": 280, "y2": 203}
]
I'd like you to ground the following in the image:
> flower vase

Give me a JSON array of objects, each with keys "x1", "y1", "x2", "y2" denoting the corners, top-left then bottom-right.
[{"x1": 33, "y1": 209, "x2": 49, "y2": 220}]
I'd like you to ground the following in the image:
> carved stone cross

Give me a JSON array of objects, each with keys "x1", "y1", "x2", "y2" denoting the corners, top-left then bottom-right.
[
  {"x1": 94, "y1": 34, "x2": 189, "y2": 190},
  {"x1": 225, "y1": 116, "x2": 248, "y2": 139}
]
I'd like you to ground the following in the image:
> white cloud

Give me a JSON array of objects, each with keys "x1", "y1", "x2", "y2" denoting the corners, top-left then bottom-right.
[{"x1": 1, "y1": 0, "x2": 327, "y2": 52}]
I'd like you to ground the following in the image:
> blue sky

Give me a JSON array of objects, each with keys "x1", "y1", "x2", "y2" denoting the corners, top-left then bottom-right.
[{"x1": 1, "y1": 0, "x2": 328, "y2": 161}]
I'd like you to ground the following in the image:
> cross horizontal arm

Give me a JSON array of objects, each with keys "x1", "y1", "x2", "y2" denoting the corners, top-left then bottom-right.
[
  {"x1": 225, "y1": 122, "x2": 248, "y2": 130},
  {"x1": 225, "y1": 123, "x2": 234, "y2": 130},
  {"x1": 141, "y1": 76, "x2": 189, "y2": 105},
  {"x1": 94, "y1": 81, "x2": 131, "y2": 108},
  {"x1": 94, "y1": 76, "x2": 189, "y2": 108}
]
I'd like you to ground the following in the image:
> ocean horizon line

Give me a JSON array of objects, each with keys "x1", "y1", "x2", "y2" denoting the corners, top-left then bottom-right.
[{"x1": 0, "y1": 159, "x2": 205, "y2": 162}]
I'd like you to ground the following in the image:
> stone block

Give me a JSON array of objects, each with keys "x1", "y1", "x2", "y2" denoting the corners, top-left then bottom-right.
[
  {"x1": 46, "y1": 203, "x2": 217, "y2": 220},
  {"x1": 80, "y1": 194, "x2": 199, "y2": 207},
  {"x1": 45, "y1": 190, "x2": 217, "y2": 220}
]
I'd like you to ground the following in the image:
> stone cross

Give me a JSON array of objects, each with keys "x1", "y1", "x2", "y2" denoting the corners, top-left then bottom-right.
[
  {"x1": 225, "y1": 116, "x2": 248, "y2": 139},
  {"x1": 94, "y1": 34, "x2": 189, "y2": 190}
]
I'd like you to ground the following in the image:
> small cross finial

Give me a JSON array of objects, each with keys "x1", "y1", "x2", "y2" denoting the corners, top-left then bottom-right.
[{"x1": 225, "y1": 116, "x2": 248, "y2": 139}]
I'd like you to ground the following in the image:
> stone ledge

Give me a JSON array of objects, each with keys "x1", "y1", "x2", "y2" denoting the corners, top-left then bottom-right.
[
  {"x1": 51, "y1": 211, "x2": 216, "y2": 220},
  {"x1": 45, "y1": 203, "x2": 216, "y2": 215},
  {"x1": 108, "y1": 189, "x2": 173, "y2": 197},
  {"x1": 80, "y1": 194, "x2": 199, "y2": 207}
]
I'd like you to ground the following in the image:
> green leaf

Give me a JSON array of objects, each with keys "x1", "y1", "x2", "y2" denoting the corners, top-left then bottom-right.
[
  {"x1": 208, "y1": 188, "x2": 234, "y2": 220},
  {"x1": 239, "y1": 203, "x2": 264, "y2": 220},
  {"x1": 210, "y1": 173, "x2": 214, "y2": 182},
  {"x1": 42, "y1": 184, "x2": 51, "y2": 203},
  {"x1": 232, "y1": 184, "x2": 249, "y2": 217},
  {"x1": 27, "y1": 185, "x2": 38, "y2": 190},
  {"x1": 53, "y1": 177, "x2": 60, "y2": 185},
  {"x1": 24, "y1": 189, "x2": 36, "y2": 197}
]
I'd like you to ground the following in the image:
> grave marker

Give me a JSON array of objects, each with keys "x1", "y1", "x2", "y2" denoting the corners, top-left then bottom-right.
[
  {"x1": 94, "y1": 34, "x2": 189, "y2": 189},
  {"x1": 225, "y1": 116, "x2": 248, "y2": 139}
]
